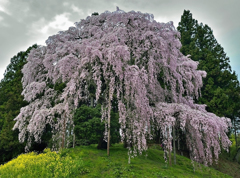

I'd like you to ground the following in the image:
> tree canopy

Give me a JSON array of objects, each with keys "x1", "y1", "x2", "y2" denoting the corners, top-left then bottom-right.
[
  {"x1": 13, "y1": 7, "x2": 231, "y2": 165},
  {"x1": 0, "y1": 44, "x2": 37, "y2": 164}
]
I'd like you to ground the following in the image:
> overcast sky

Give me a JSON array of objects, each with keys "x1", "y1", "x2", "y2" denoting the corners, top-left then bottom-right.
[{"x1": 0, "y1": 0, "x2": 239, "y2": 81}]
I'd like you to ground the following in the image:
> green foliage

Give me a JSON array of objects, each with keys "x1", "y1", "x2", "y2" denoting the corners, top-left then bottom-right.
[
  {"x1": 177, "y1": 10, "x2": 240, "y2": 120},
  {"x1": 225, "y1": 134, "x2": 240, "y2": 161},
  {"x1": 0, "y1": 44, "x2": 37, "y2": 164},
  {"x1": 157, "y1": 70, "x2": 166, "y2": 89},
  {"x1": 48, "y1": 81, "x2": 66, "y2": 93},
  {"x1": 73, "y1": 104, "x2": 120, "y2": 147},
  {"x1": 0, "y1": 44, "x2": 53, "y2": 164},
  {"x1": 54, "y1": 82, "x2": 66, "y2": 93},
  {"x1": 91, "y1": 12, "x2": 99, "y2": 16}
]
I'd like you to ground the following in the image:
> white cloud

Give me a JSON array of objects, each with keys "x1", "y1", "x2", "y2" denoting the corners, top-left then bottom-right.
[
  {"x1": 71, "y1": 4, "x2": 84, "y2": 15},
  {"x1": 28, "y1": 13, "x2": 74, "y2": 45},
  {"x1": 0, "y1": 0, "x2": 10, "y2": 15},
  {"x1": 40, "y1": 13, "x2": 73, "y2": 33}
]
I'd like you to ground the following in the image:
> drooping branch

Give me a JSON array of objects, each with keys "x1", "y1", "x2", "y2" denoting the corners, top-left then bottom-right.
[{"x1": 153, "y1": 102, "x2": 231, "y2": 165}]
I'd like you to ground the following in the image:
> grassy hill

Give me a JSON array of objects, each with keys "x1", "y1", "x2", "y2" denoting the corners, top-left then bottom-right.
[{"x1": 0, "y1": 143, "x2": 238, "y2": 178}]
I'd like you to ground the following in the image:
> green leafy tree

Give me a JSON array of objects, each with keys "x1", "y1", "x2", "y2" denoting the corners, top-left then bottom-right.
[{"x1": 0, "y1": 45, "x2": 37, "y2": 164}]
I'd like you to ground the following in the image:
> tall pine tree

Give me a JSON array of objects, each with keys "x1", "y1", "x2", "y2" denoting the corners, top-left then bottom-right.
[
  {"x1": 0, "y1": 44, "x2": 37, "y2": 164},
  {"x1": 177, "y1": 10, "x2": 240, "y2": 147}
]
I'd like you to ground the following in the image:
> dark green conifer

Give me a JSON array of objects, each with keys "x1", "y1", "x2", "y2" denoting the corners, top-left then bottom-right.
[
  {"x1": 0, "y1": 44, "x2": 37, "y2": 164},
  {"x1": 178, "y1": 10, "x2": 240, "y2": 149},
  {"x1": 178, "y1": 10, "x2": 239, "y2": 117}
]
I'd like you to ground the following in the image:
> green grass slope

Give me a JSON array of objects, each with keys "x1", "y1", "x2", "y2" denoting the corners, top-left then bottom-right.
[
  {"x1": 211, "y1": 150, "x2": 240, "y2": 178},
  {"x1": 0, "y1": 144, "x2": 235, "y2": 178}
]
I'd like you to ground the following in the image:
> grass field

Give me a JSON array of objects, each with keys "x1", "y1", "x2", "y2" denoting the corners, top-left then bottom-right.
[{"x1": 0, "y1": 143, "x2": 238, "y2": 178}]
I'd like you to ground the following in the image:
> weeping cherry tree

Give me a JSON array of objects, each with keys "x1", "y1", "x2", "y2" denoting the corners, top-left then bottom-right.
[{"x1": 13, "y1": 7, "x2": 231, "y2": 165}]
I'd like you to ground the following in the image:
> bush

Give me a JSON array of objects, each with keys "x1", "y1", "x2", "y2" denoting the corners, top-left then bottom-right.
[{"x1": 0, "y1": 148, "x2": 89, "y2": 178}]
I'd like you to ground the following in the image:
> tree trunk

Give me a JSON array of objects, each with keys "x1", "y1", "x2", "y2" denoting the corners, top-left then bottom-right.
[
  {"x1": 169, "y1": 144, "x2": 172, "y2": 166},
  {"x1": 73, "y1": 133, "x2": 75, "y2": 148},
  {"x1": 178, "y1": 138, "x2": 180, "y2": 151},
  {"x1": 234, "y1": 119, "x2": 238, "y2": 150},
  {"x1": 90, "y1": 96, "x2": 94, "y2": 107},
  {"x1": 62, "y1": 116, "x2": 66, "y2": 149},
  {"x1": 168, "y1": 126, "x2": 172, "y2": 166},
  {"x1": 107, "y1": 90, "x2": 111, "y2": 156}
]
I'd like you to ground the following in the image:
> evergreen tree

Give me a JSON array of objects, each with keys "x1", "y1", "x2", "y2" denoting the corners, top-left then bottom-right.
[
  {"x1": 177, "y1": 10, "x2": 240, "y2": 119},
  {"x1": 0, "y1": 44, "x2": 37, "y2": 164}
]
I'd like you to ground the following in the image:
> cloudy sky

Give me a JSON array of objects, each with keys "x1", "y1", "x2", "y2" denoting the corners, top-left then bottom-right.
[{"x1": 0, "y1": 0, "x2": 239, "y2": 80}]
